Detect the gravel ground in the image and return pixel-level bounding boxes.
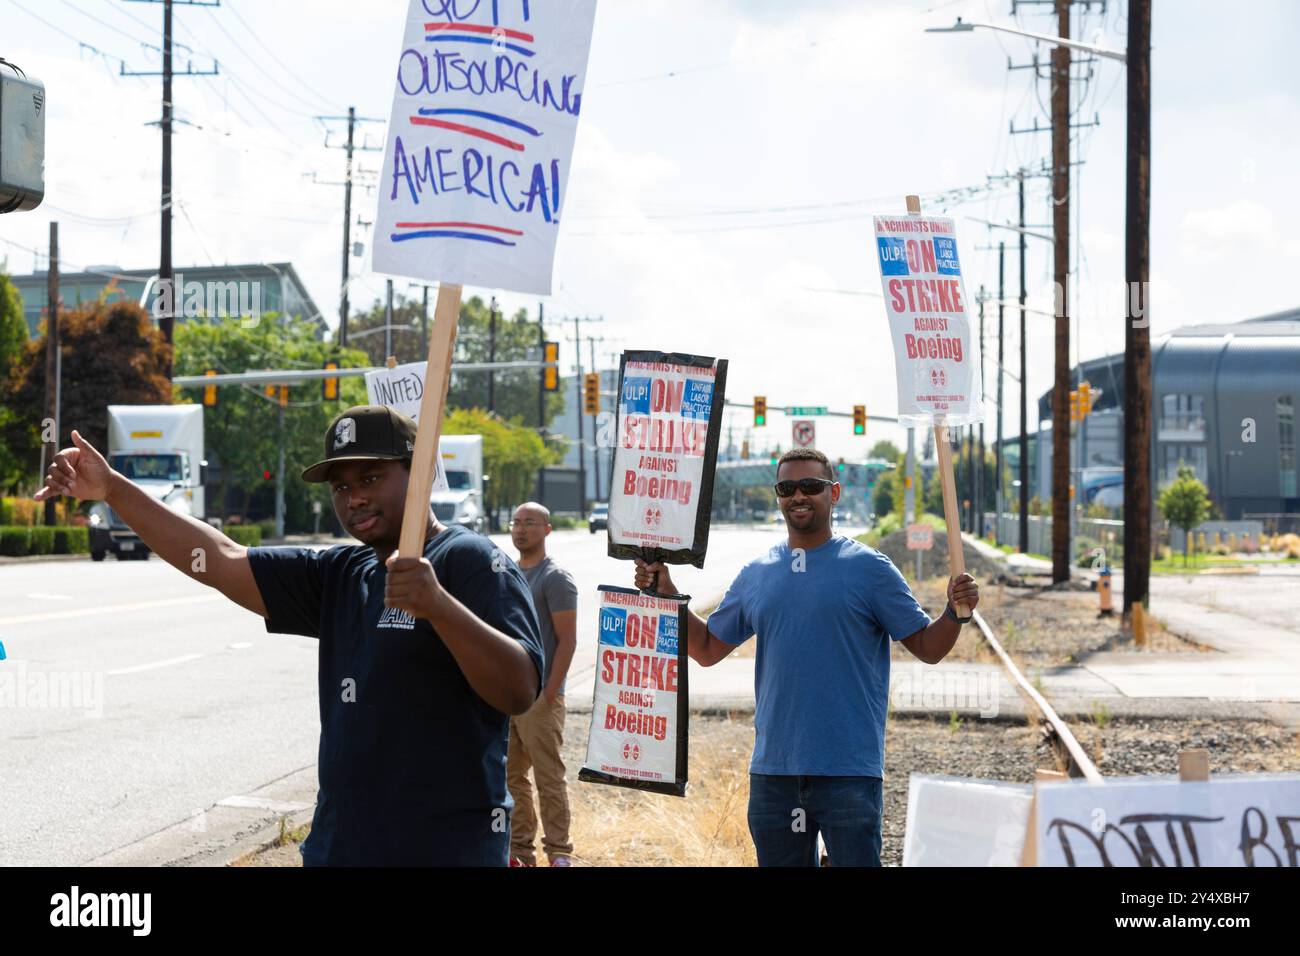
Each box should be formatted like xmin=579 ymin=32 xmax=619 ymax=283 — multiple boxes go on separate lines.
xmin=898 ymin=578 xmax=1206 ymax=666
xmin=236 ymin=710 xmax=1300 ymax=868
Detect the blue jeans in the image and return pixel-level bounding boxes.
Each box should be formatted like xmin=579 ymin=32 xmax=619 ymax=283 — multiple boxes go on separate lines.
xmin=747 ymin=774 xmax=883 ymax=867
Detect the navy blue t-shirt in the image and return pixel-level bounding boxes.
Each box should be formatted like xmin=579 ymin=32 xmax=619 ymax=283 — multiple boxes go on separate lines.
xmin=247 ymin=525 xmax=545 ymax=866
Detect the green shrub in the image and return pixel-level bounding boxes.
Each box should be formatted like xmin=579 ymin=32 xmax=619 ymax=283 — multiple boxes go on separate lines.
xmin=28 ymin=526 xmax=54 ymax=555
xmin=549 ymin=515 xmax=579 ymax=530
xmin=53 ymin=527 xmax=89 ymax=554
xmin=0 ymin=526 xmax=30 ymax=555
xmin=227 ymin=525 xmax=262 ymax=547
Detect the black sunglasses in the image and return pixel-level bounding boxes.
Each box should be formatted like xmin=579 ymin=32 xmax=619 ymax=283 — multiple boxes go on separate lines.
xmin=774 ymin=477 xmax=834 ymax=498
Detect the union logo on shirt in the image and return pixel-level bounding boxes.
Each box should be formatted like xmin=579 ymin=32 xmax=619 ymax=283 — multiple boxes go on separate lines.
xmin=377 ymin=606 xmax=416 ymax=631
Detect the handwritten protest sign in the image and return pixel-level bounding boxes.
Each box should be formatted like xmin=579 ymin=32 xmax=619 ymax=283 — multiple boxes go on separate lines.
xmin=606 ymin=351 xmax=728 ymax=569
xmin=579 ymin=585 xmax=689 ymax=797
xmin=1035 ymin=773 xmax=1300 ymax=867
xmin=873 ymin=211 xmax=983 ymax=427
xmin=903 ymin=775 xmax=1032 ymax=867
xmin=373 ymin=0 xmax=597 ymax=294
xmin=364 ymin=361 xmax=447 ymax=492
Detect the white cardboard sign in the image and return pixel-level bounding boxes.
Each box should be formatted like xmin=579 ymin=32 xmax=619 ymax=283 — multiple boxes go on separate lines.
xmin=873 ymin=214 xmax=983 ymax=427
xmin=365 ymin=360 xmax=448 ymax=492
xmin=1036 ymin=773 xmax=1300 ymax=867
xmin=372 ymin=0 xmax=597 ymax=293
xmin=903 ymin=774 xmax=1032 ymax=867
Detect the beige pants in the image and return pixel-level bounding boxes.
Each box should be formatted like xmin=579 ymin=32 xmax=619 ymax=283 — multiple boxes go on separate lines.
xmin=506 ymin=693 xmax=572 ymax=864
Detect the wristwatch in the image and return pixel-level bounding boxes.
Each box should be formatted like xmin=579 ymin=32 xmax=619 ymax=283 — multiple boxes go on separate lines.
xmin=944 ymin=604 xmax=972 ymax=625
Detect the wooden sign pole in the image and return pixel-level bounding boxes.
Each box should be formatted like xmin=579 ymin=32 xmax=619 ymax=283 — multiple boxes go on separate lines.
xmin=397 ymin=282 xmax=463 ymax=558
xmin=906 ymin=193 xmax=969 ymax=617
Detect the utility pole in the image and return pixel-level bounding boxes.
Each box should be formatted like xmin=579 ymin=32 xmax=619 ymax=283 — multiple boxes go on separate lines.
xmin=384 ymin=279 xmax=394 ymax=359
xmin=589 ymin=336 xmax=599 ymax=502
xmin=537 ymin=301 xmax=546 ymax=504
xmin=42 ymin=222 xmax=59 ymax=526
xmin=1018 ymin=170 xmax=1030 ymax=555
xmin=315 ymin=107 xmax=383 ymax=348
xmin=995 ymin=242 xmax=1005 ymax=544
xmin=976 ymin=284 xmax=986 ymax=537
xmin=121 ymin=0 xmax=218 ymax=379
xmin=1049 ymin=0 xmax=1072 ymax=583
xmin=1124 ymin=0 xmax=1152 ymax=616
xmin=488 ymin=296 xmax=497 ymax=413
xmin=570 ymin=315 xmax=604 ymax=516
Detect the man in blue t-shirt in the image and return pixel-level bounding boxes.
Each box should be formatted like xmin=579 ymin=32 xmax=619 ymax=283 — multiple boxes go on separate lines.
xmin=35 ymin=406 xmax=544 ymax=866
xmin=634 ymin=447 xmax=979 ymax=867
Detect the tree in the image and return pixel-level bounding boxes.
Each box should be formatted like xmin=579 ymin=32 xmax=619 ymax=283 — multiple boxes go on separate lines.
xmin=0 ymin=265 xmax=31 ymax=492
xmin=345 ymin=293 xmax=566 ymax=428
xmin=872 ymin=469 xmax=896 ymax=517
xmin=3 ymin=300 xmax=172 ymax=493
xmin=1158 ymin=464 xmax=1211 ymax=565
xmin=867 ymin=440 xmax=902 ymax=463
xmin=443 ymin=407 xmax=561 ymax=530
xmin=174 ymin=314 xmax=371 ymax=529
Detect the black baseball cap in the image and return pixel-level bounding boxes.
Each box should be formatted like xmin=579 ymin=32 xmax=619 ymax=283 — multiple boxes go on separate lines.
xmin=301 ymin=405 xmax=418 ymax=483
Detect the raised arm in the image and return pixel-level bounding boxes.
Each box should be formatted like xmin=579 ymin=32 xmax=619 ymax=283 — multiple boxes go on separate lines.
xmin=36 ymin=430 xmax=267 ymax=618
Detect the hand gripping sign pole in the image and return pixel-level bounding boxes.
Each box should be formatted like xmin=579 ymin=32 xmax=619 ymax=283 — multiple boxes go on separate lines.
xmin=875 ymin=194 xmax=984 ymax=617
xmin=396 ymin=283 xmax=462 ymax=557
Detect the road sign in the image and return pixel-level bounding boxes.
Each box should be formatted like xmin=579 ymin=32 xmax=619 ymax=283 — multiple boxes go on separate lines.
xmin=906 ymin=523 xmax=934 ymax=551
xmin=792 ymin=420 xmax=816 ymax=448
xmin=786 ymin=405 xmax=827 ymax=416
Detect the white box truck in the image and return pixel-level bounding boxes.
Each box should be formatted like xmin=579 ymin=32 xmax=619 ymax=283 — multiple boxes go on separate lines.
xmin=88 ymin=404 xmax=206 ymax=560
xmin=431 ymin=435 xmax=485 ymax=534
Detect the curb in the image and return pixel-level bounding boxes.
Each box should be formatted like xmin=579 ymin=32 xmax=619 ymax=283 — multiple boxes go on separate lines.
xmin=0 ymin=553 xmax=90 ymax=566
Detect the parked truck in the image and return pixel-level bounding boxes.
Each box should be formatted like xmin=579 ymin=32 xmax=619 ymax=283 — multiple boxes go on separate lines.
xmin=88 ymin=404 xmax=206 ymax=561
xmin=431 ymin=435 xmax=485 ymax=534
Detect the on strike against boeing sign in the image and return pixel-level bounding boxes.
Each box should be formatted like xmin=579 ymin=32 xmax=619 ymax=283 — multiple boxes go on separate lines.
xmin=606 ymin=351 xmax=728 ymax=570
xmin=873 ymin=215 xmax=983 ymax=427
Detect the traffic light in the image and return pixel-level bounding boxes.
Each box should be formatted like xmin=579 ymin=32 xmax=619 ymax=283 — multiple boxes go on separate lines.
xmin=264 ymin=383 xmax=276 ymax=399
xmin=278 ymin=385 xmax=289 ymax=409
xmin=542 ymin=341 xmax=560 ymax=392
xmin=1078 ymin=381 xmax=1092 ymax=417
xmin=837 ymin=457 xmax=846 ymax=474
xmin=1069 ymin=389 xmax=1080 ymax=422
xmin=322 ymin=360 xmax=339 ymax=401
xmin=203 ymin=369 xmax=218 ymax=408
xmin=853 ymin=404 xmax=866 ymax=436
xmin=583 ymin=372 xmax=600 ymax=415
xmin=741 ymin=439 xmax=749 ymax=460
xmin=754 ymin=395 xmax=766 ymax=427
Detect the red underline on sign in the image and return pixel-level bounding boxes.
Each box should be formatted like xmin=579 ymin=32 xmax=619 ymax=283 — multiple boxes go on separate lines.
xmin=423 ymin=21 xmax=536 ymax=42
xmin=409 ymin=115 xmax=525 ymax=151
xmin=395 ymin=221 xmax=524 ymax=236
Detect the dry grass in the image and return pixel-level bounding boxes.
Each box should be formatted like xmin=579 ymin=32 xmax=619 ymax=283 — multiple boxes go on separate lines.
xmin=564 ymin=711 xmax=756 ymax=866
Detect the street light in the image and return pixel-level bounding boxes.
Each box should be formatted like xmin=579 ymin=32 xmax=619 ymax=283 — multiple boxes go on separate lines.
xmin=924 ymin=16 xmax=1126 ymax=63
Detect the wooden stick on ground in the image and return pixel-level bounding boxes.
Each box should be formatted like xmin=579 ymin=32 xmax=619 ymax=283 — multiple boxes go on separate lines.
xmin=397 ymin=282 xmax=463 ymax=558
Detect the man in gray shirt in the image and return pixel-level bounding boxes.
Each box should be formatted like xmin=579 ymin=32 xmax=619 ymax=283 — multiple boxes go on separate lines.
xmin=507 ymin=501 xmax=579 ymax=866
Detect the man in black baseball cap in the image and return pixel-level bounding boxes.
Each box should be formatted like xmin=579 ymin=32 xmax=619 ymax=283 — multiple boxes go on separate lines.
xmin=35 ymin=406 xmax=545 ymax=866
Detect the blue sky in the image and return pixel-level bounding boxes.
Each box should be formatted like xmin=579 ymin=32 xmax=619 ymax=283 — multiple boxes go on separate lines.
xmin=3 ymin=0 xmax=1298 ymax=457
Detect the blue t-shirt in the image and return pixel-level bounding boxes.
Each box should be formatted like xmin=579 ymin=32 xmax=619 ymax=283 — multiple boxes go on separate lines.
xmin=706 ymin=534 xmax=931 ymax=778
xmin=247 ymin=525 xmax=545 ymax=866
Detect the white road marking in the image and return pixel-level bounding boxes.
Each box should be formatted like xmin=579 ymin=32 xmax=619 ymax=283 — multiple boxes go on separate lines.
xmin=107 ymin=653 xmax=205 ymax=676
xmin=0 ymin=594 xmax=222 ymax=627
xmin=217 ymin=795 xmax=313 ymax=813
